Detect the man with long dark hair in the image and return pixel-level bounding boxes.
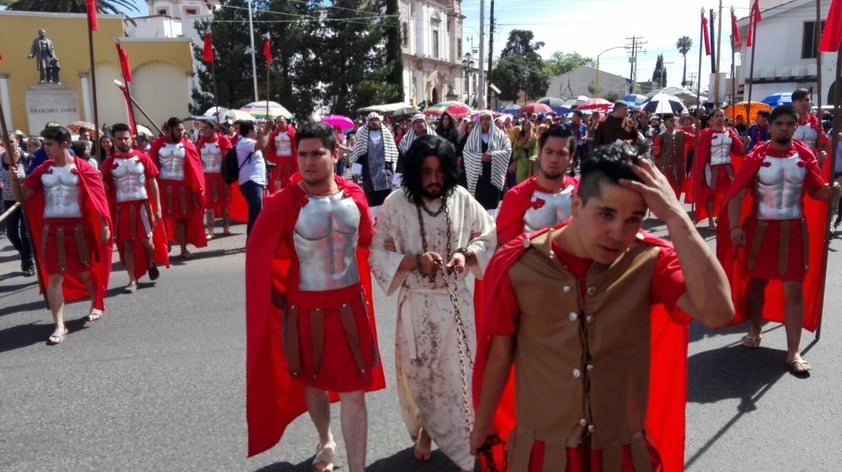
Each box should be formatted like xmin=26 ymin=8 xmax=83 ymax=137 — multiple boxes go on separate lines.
xmin=370 ymin=134 xmax=495 ymax=471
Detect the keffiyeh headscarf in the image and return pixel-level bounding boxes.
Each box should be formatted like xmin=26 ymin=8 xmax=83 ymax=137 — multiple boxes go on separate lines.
xmin=462 ymin=110 xmax=512 ymax=194
xmin=398 ymin=114 xmax=433 ymax=156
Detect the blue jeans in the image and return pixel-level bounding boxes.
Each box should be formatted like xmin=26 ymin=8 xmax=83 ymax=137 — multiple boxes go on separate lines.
xmin=239 ymin=180 xmax=264 ymax=237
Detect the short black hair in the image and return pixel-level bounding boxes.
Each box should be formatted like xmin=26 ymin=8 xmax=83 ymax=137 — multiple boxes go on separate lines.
xmin=538 ymin=124 xmax=575 ymax=155
xmin=70 ymin=140 xmax=89 ymax=157
xmin=578 ymin=143 xmax=643 ymax=205
xmin=769 ymin=104 xmax=798 ymax=124
xmin=239 ymin=121 xmax=255 ymax=137
xmin=295 ymin=122 xmax=336 ymax=151
xmin=401 ymin=134 xmax=459 ymax=206
xmin=791 ymin=88 xmax=810 ymax=102
xmin=111 ymin=123 xmax=131 ymax=134
xmin=756 ymin=109 xmax=771 ymax=119
xmin=41 ymin=126 xmax=72 ymax=144
xmin=166 ymin=117 xmax=183 ymax=128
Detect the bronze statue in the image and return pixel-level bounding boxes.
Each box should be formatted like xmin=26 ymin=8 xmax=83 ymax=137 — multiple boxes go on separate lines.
xmin=28 ymin=28 xmax=61 ymax=84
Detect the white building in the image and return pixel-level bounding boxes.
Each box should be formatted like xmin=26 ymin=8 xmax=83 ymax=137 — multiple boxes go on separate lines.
xmin=546 ymin=65 xmax=631 ymax=100
xmin=399 ymin=0 xmax=467 ymax=106
xmin=736 ymin=0 xmax=838 ymax=105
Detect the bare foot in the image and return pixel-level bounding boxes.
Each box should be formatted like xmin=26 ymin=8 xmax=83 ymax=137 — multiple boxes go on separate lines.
xmin=413 ymin=429 xmax=432 ymax=461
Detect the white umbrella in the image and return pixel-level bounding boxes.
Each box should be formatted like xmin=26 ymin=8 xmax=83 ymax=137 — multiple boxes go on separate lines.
xmin=222 ymin=109 xmax=256 ymax=123
xmin=642 ymin=93 xmax=687 ymax=115
xmin=203 ymin=106 xmax=228 ymax=117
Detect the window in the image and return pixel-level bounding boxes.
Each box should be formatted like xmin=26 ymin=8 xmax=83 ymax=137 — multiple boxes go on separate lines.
xmin=402 ymin=22 xmax=408 ymax=47
xmin=802 ymin=20 xmax=826 ymax=59
xmin=157 ymin=8 xmax=168 ymax=15
xmin=432 ymin=29 xmax=439 ymax=58
xmin=457 ymin=40 xmax=462 ymax=59
xmin=185 ymin=8 xmax=198 ymax=15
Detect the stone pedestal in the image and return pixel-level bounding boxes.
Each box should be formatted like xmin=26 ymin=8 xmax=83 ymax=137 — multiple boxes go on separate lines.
xmin=25 ymin=84 xmax=79 ymax=135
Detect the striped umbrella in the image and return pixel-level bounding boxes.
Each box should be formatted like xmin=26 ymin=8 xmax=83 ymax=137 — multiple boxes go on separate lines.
xmin=423 ymin=101 xmax=473 ymax=119
xmin=239 ymin=100 xmax=292 ymax=120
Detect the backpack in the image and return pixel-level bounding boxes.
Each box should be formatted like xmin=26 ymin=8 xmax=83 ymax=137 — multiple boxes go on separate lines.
xmin=221 ymin=147 xmax=251 ymax=185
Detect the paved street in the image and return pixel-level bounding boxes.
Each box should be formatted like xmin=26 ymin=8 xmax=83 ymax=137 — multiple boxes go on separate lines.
xmin=1 ymin=216 xmax=841 ymax=471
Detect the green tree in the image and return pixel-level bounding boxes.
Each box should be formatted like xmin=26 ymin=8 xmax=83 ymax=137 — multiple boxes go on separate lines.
xmin=543 ymin=51 xmax=593 ymax=77
xmin=676 ymin=36 xmax=693 ymax=87
xmin=491 ymin=30 xmax=549 ymax=102
xmin=5 ymin=0 xmax=138 ymax=15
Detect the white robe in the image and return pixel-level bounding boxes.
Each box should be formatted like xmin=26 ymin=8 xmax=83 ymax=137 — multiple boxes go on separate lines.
xmin=369 ymin=186 xmax=496 ymax=470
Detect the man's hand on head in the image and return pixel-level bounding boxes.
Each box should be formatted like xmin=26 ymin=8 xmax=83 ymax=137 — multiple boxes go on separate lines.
xmin=618 ymin=158 xmax=685 ymax=225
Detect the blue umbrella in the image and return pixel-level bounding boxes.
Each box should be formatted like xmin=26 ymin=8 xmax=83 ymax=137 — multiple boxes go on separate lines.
xmin=760 ymin=92 xmax=793 ymax=106
xmin=499 ymin=103 xmax=521 ymax=114
xmin=621 ymin=94 xmax=649 ymax=106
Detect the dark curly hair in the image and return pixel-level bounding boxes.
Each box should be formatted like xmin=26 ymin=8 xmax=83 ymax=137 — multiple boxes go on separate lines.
xmin=578 ymin=143 xmax=644 ymax=204
xmin=401 ymin=134 xmax=460 ymax=206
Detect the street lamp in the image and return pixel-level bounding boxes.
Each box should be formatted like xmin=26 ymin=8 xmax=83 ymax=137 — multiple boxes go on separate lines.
xmin=594 ymin=46 xmax=626 ymax=97
xmin=462 ymin=52 xmax=476 ymax=106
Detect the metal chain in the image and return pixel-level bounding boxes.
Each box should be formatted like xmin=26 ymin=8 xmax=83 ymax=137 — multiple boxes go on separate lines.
xmin=416 ymin=197 xmax=474 ymax=436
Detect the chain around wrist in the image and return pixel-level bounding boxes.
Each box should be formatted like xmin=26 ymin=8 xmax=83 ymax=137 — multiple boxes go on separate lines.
xmin=415 ymin=252 xmax=423 ymax=270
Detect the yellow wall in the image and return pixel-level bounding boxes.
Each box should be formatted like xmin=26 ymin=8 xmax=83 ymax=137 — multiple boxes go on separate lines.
xmin=0 ymin=11 xmax=193 ymax=135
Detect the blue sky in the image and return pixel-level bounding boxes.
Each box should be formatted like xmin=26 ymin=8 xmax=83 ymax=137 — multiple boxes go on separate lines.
xmin=118 ymin=0 xmax=746 ymax=91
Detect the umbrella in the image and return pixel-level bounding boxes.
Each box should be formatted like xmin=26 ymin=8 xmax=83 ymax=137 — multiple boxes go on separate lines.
xmin=519 ymin=103 xmax=554 ymax=114
xmin=723 ymin=101 xmax=771 ymax=121
xmin=537 ymin=97 xmax=565 ymax=108
xmin=498 ymin=103 xmax=522 ymax=114
xmin=390 ymin=106 xmax=420 ymax=121
xmin=222 ymin=109 xmax=256 ymax=123
xmin=424 ymin=101 xmax=473 ymax=119
xmin=184 ymin=115 xmax=212 ymax=123
xmin=579 ymin=98 xmax=614 ymax=111
xmin=203 ymin=106 xmax=228 ymax=117
xmin=642 ymin=93 xmax=687 ymax=115
xmin=621 ymin=94 xmax=649 ymax=106
xmin=67 ymin=120 xmax=96 ymax=135
xmin=239 ymin=100 xmax=292 ymax=120
xmin=135 ymin=124 xmax=154 ymax=137
xmin=760 ymin=92 xmax=793 ymax=107
xmin=357 ymin=102 xmax=413 ymax=113
xmin=321 ymin=114 xmax=354 ymax=130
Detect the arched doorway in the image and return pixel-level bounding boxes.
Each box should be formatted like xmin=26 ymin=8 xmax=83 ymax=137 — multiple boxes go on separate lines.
xmin=431 ymin=87 xmax=439 ymax=104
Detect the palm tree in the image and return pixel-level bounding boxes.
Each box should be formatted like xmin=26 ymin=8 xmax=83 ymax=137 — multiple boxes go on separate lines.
xmin=676 ymin=36 xmax=693 ymax=87
xmin=4 ymin=0 xmax=138 ymax=15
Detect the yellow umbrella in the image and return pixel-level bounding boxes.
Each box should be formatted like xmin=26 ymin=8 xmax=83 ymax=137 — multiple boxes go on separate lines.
xmin=724 ymin=101 xmax=771 ymax=123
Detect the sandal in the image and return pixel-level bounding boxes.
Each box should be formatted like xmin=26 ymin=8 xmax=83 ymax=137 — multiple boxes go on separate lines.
xmin=87 ymin=308 xmax=104 ymax=322
xmin=312 ymin=441 xmax=336 ymax=472
xmin=48 ymin=327 xmax=68 ymax=345
xmin=741 ymin=334 xmax=762 ymax=349
xmin=787 ymin=358 xmax=812 ymax=377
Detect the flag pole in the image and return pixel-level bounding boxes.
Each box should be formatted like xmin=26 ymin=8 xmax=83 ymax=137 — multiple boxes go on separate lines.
xmin=730 ymin=33 xmax=736 ymax=114
xmin=114 ymin=81 xmax=163 ymax=136
xmin=697 ymin=8 xmax=704 ymax=109
xmin=210 ymin=34 xmax=220 ymax=125
xmin=816 ymin=0 xmax=823 ymax=114
xmin=86 ymin=7 xmax=100 ymax=139
xmin=746 ymin=3 xmax=759 ymax=117
xmin=714 ymin=0 xmax=723 ymax=108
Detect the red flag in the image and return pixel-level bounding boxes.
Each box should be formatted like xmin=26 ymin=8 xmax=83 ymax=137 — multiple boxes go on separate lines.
xmin=263 ymin=37 xmax=272 ymax=65
xmin=86 ymin=0 xmax=98 ymax=32
xmin=746 ymin=0 xmax=762 ymax=47
xmin=203 ymin=33 xmax=214 ymax=63
xmin=116 ymin=43 xmax=132 ymax=83
xmin=820 ymin=0 xmax=842 ymax=52
xmin=115 ymin=82 xmax=138 ymax=137
xmin=702 ymin=11 xmax=711 ymax=56
xmin=731 ymin=6 xmax=742 ymax=49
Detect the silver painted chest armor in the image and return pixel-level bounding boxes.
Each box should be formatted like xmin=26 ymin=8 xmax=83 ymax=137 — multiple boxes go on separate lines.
xmin=200 ymin=141 xmax=223 ymax=173
xmin=112 ymin=156 xmax=148 ymax=202
xmin=794 ymin=123 xmax=818 ymax=150
xmin=754 ymin=154 xmax=806 ymax=220
xmin=294 ymin=192 xmax=361 ymax=291
xmin=709 ymin=132 xmax=733 ymax=165
xmin=523 ymin=185 xmax=574 ymax=232
xmin=42 ymin=165 xmax=82 ymax=218
xmin=158 ymin=143 xmax=186 ymax=181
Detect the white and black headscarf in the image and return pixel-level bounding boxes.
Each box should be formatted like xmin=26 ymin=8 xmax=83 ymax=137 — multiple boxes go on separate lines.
xmin=397 ymin=113 xmax=433 ymax=156
xmin=349 ymin=112 xmax=398 ymax=165
xmin=462 ymin=110 xmax=512 ymax=194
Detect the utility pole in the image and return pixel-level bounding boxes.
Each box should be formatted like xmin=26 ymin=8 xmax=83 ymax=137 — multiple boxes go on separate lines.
xmin=247 ymin=0 xmax=258 ymax=101
xmin=486 ymin=0 xmax=495 ymax=108
xmin=625 ymin=36 xmax=646 ymax=93
xmin=477 ymin=0 xmax=485 ymax=109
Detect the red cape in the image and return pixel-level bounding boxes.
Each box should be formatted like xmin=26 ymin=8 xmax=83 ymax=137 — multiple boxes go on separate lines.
xmin=149 ymin=137 xmax=207 ymax=248
xmin=716 ymin=140 xmax=829 ymax=332
xmin=195 ymin=135 xmax=248 ymax=222
xmin=473 ymin=226 xmax=688 ymax=472
xmin=495 ymin=175 xmax=578 ymax=245
xmin=101 ymin=151 xmax=170 ymax=280
xmin=266 ymin=126 xmax=297 ymax=163
xmin=23 ymin=157 xmax=113 ymax=304
xmin=245 ymin=175 xmax=386 ymax=457
xmin=692 ymin=127 xmax=744 ymax=222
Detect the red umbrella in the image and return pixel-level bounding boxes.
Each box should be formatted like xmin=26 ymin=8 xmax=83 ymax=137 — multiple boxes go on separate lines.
xmin=578 ymin=98 xmax=614 ymax=111
xmin=424 ymin=101 xmax=473 ymax=119
xmin=519 ymin=102 xmax=553 ymax=114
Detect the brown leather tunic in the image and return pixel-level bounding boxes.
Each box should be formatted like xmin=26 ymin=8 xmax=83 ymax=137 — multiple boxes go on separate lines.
xmin=506 ymin=229 xmax=659 ymax=472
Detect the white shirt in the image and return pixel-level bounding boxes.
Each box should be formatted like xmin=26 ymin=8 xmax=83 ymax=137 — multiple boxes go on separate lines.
xmin=236 ymin=137 xmax=267 ymax=186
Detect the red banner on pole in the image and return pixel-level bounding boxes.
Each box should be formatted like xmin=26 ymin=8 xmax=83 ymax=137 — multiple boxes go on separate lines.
xmin=116 ymin=44 xmax=132 ymax=83
xmin=702 ymin=11 xmax=711 ymax=56
xmin=746 ymin=0 xmax=762 ymax=47
xmin=203 ymin=33 xmax=214 ymax=63
xmin=86 ymin=0 xmax=98 ymax=32
xmin=263 ymin=37 xmax=272 ymax=65
xmin=819 ymin=0 xmax=842 ymax=52
xmin=731 ymin=7 xmax=741 ymax=49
